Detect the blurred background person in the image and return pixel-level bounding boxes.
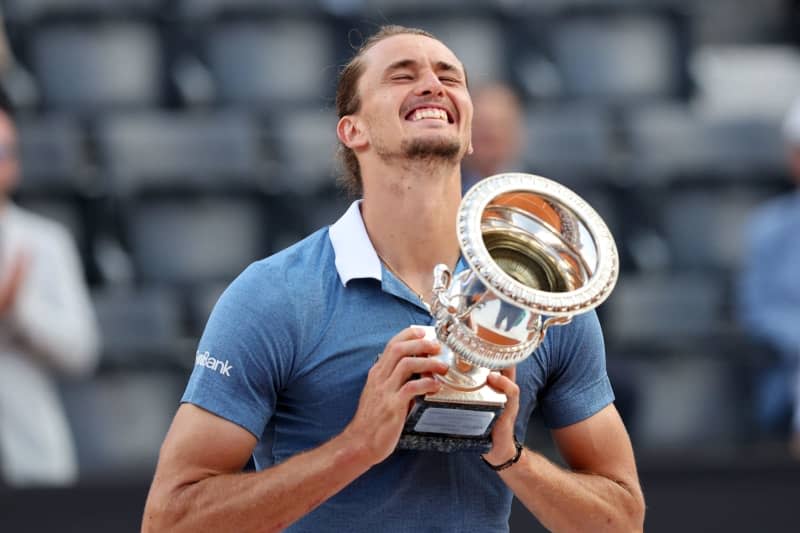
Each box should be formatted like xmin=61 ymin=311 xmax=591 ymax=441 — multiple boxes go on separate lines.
xmin=737 ymin=97 xmax=800 ymax=458
xmin=461 ymin=81 xmax=525 ymax=193
xmin=0 ymin=90 xmax=100 ymax=487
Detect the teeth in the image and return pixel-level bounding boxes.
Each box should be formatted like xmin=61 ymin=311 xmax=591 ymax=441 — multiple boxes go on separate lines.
xmin=410 ymin=108 xmax=448 ymax=122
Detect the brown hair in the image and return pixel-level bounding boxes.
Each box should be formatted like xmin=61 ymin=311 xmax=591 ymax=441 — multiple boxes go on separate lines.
xmin=335 ymin=25 xmax=437 ymax=197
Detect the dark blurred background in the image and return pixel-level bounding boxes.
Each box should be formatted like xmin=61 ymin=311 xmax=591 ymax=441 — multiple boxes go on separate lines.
xmin=0 ymin=0 xmax=799 ymax=531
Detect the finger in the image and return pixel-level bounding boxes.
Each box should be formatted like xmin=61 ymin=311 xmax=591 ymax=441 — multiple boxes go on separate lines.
xmin=387 ymin=355 xmax=448 ymax=390
xmin=499 ymin=365 xmax=516 ymax=382
xmin=398 ymin=376 xmax=441 ymax=402
xmin=487 ymin=373 xmax=520 ymax=409
xmin=374 ymin=336 xmax=440 ymax=378
xmin=487 ymin=373 xmax=520 ymax=421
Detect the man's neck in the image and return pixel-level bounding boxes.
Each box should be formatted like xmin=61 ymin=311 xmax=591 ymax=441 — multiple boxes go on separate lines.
xmin=360 ymin=160 xmax=462 ymax=304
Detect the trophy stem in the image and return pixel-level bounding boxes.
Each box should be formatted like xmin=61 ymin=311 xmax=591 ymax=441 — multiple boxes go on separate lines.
xmin=432 ymin=346 xmax=492 ymax=392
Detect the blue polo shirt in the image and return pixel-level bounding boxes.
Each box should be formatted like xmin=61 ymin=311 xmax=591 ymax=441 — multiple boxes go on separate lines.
xmin=182 ymin=200 xmax=614 ymax=532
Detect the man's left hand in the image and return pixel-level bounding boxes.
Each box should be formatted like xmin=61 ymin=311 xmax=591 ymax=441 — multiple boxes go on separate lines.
xmin=482 ymin=366 xmax=520 ymax=465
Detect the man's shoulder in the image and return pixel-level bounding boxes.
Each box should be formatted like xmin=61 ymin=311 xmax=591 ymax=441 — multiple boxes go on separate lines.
xmin=247 ymin=227 xmax=334 ymax=281
xmin=221 ymin=227 xmax=338 ymax=311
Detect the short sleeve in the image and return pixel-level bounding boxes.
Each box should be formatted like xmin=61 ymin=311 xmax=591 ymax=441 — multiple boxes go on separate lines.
xmin=539 ymin=310 xmax=614 ymax=429
xmin=181 ymin=261 xmax=297 ymax=438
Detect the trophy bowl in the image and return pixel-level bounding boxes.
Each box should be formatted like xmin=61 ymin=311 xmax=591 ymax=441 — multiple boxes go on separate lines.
xmin=397 ymin=173 xmax=619 ymax=453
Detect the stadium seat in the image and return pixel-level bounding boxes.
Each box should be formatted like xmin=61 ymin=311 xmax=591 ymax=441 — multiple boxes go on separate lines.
xmin=124 ymin=194 xmax=268 ymax=286
xmin=58 ymin=370 xmax=185 ymax=482
xmin=90 ymin=285 xmax=188 ymax=369
xmin=547 ymin=10 xmax=687 ymax=103
xmin=176 ymin=0 xmax=321 ymax=20
xmin=205 ymin=18 xmax=334 ymax=110
xmin=95 ymin=110 xmax=264 ymax=194
xmin=692 ymin=44 xmax=800 ymax=121
xmin=29 ymin=21 xmax=164 ymax=114
xmin=603 ymin=273 xmax=730 ymax=355
xmin=523 ymin=104 xmax=615 ymax=187
xmin=3 ymin=0 xmax=164 ymax=23
xmin=661 ymin=187 xmax=777 ymax=273
xmin=269 ymin=107 xmax=339 ymax=194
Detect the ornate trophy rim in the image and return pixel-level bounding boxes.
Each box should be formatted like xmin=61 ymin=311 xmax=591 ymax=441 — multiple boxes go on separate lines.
xmin=458 ymin=172 xmax=619 ymax=317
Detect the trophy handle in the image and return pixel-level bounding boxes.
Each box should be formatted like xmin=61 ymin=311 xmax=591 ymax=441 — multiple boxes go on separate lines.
xmin=543 ymin=315 xmax=572 ymax=331
xmin=432 ymin=264 xmax=455 ymax=314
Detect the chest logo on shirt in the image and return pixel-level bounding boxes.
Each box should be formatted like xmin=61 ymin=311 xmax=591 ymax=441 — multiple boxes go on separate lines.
xmin=195 ymin=351 xmax=233 ymax=377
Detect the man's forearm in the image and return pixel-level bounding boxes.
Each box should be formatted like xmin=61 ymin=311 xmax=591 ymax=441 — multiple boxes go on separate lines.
xmin=143 ymin=431 xmax=372 ymax=533
xmin=499 ymin=449 xmax=645 ymax=533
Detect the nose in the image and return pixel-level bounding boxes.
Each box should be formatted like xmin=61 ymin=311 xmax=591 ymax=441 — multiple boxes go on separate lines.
xmin=415 ymin=69 xmax=445 ymax=96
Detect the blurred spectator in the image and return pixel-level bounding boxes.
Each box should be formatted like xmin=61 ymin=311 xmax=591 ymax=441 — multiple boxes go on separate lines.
xmin=737 ymin=97 xmax=800 ymax=458
xmin=0 ymin=91 xmax=100 ymax=486
xmin=461 ymin=81 xmax=525 ymax=193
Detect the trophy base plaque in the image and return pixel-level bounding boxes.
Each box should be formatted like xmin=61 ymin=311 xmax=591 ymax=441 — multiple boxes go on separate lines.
xmin=397 ymin=372 xmax=507 ymax=453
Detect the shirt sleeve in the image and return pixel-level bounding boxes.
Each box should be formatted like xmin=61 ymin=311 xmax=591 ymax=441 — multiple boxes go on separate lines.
xmin=181 ymin=261 xmax=298 ymax=439
xmin=538 ymin=310 xmax=615 ymax=429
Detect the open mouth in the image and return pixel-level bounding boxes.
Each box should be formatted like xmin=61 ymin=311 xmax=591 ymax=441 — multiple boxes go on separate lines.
xmin=404 ymin=106 xmax=454 ymax=124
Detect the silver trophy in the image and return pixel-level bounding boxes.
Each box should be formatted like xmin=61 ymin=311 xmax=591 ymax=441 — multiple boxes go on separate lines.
xmin=397 ymin=173 xmax=619 ymax=453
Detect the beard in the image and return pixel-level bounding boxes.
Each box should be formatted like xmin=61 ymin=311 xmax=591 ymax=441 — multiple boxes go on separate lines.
xmin=402 ymin=136 xmax=461 ymax=161
xmin=375 ymin=133 xmax=463 ymax=167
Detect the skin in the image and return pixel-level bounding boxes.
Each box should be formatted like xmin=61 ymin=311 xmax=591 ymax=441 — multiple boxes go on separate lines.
xmin=142 ymin=33 xmax=645 ymax=533
xmin=0 ymin=112 xmax=29 ymax=317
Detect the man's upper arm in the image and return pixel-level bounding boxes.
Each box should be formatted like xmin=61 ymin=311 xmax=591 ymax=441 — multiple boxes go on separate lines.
xmin=551 ymin=403 xmax=640 ymax=493
xmin=153 ymin=404 xmax=257 ymax=490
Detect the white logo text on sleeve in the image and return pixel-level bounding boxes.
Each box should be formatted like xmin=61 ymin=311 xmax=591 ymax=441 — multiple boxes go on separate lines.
xmin=195 ymin=351 xmax=233 ymax=377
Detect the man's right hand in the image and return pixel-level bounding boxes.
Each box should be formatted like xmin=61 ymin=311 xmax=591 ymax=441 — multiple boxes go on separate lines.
xmin=343 ymin=327 xmax=448 ymax=465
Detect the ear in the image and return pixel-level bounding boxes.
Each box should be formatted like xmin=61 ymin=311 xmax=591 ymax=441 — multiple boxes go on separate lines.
xmin=467 ymin=140 xmax=474 ymax=155
xmin=337 ymin=116 xmax=368 ymax=151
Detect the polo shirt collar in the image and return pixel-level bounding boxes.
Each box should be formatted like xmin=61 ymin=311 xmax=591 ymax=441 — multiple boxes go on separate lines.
xmin=329 ymin=200 xmax=383 ymax=286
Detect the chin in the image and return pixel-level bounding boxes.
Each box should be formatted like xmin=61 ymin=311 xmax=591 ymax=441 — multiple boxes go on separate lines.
xmin=403 ymin=135 xmax=463 ymax=160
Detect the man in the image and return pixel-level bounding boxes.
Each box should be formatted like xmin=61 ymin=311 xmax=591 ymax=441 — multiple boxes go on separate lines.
xmin=461 ymin=81 xmax=525 ymax=193
xmin=738 ymin=97 xmax=800 ymax=458
xmin=0 ymin=94 xmax=100 ymax=485
xmin=143 ymin=26 xmax=644 ymax=532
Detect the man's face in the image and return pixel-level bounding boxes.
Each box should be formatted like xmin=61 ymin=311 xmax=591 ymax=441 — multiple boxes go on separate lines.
xmin=0 ymin=113 xmax=19 ymax=197
xmin=352 ymin=33 xmax=473 ymax=167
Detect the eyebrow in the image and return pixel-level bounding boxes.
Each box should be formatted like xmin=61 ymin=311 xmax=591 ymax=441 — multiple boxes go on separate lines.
xmin=384 ymin=59 xmax=464 ymax=78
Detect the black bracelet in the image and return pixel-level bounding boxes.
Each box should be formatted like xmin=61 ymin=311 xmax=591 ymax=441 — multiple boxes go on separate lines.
xmin=480 ymin=437 xmax=524 ymax=471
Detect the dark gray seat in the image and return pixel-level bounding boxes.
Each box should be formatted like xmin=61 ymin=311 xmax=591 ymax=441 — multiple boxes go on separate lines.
xmin=269 ymin=107 xmax=339 ymax=194
xmin=626 ymin=104 xmax=787 ymax=185
xmin=524 ymin=104 xmax=615 ymax=187
xmin=30 ymin=22 xmax=164 ymax=114
xmin=96 ymin=110 xmax=264 ymax=194
xmin=4 ymin=0 xmax=163 ymax=22
xmin=205 ymin=18 xmax=333 ymax=110
xmin=90 ymin=286 xmax=188 ymax=369
xmin=58 ymin=370 xmax=185 ymax=482
xmin=603 ymin=273 xmax=730 ymax=355
xmin=661 ymin=187 xmax=775 ymax=273
xmin=548 ymin=11 xmax=686 ymax=103
xmin=125 ymin=195 xmax=267 ymax=286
